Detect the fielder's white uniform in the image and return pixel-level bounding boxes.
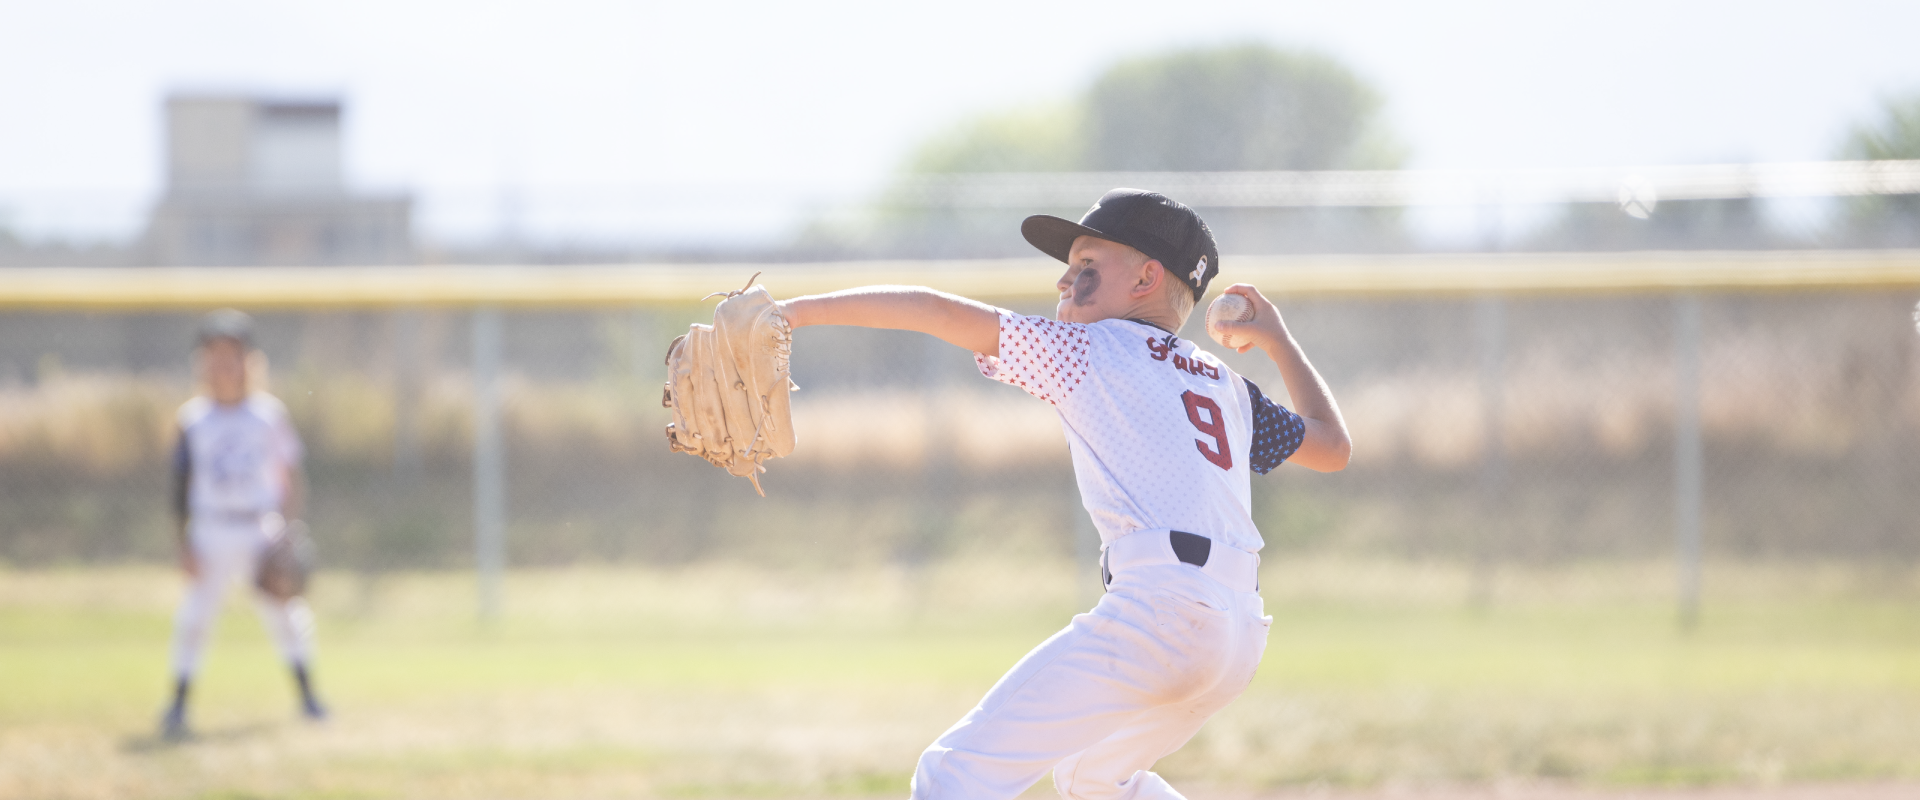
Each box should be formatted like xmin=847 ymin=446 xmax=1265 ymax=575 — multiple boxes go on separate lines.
xmin=168 ymin=394 xmax=315 ymax=678
xmin=913 ymin=313 xmax=1306 ymax=800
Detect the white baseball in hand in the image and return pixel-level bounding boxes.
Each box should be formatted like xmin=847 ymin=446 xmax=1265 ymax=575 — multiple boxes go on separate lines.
xmin=1206 ymin=293 xmax=1255 ymax=349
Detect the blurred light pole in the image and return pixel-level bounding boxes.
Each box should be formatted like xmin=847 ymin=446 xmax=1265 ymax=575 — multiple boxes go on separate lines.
xmin=632 ymin=309 xmax=657 ymax=381
xmin=472 ymin=307 xmax=505 ymax=623
xmin=392 ymin=308 xmax=423 ymax=486
xmin=1674 ymin=294 xmax=1704 ymax=631
xmin=1473 ymin=295 xmax=1506 ymax=608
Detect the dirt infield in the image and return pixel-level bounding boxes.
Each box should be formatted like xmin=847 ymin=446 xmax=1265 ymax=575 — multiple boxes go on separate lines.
xmin=1224 ymin=786 xmax=1919 ymax=800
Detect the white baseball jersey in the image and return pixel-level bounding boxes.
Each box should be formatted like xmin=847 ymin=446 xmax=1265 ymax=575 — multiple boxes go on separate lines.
xmin=168 ymin=393 xmax=313 ymax=678
xmin=173 ymin=394 xmax=304 ymax=522
xmin=974 ymin=312 xmax=1305 ymax=555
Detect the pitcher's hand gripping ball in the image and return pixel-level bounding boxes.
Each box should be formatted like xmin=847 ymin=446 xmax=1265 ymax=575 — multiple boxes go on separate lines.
xmin=1206 ymin=292 xmax=1255 ymax=350
xmin=662 ymin=273 xmax=798 ymax=495
xmin=255 ymin=515 xmax=315 ymax=601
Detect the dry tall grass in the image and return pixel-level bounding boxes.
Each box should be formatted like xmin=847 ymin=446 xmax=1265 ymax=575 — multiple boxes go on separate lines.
xmin=1 ymin=290 xmax=1915 ymax=567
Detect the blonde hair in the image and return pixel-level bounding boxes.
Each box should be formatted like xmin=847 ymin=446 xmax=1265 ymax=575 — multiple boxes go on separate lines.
xmin=1162 ymin=268 xmax=1197 ymax=328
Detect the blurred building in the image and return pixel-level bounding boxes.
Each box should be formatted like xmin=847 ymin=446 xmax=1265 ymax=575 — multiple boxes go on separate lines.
xmin=143 ymin=95 xmax=412 ymax=265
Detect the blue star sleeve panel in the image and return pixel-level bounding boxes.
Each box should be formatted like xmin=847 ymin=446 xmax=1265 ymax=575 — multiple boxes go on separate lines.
xmin=1245 ymin=379 xmax=1306 ymax=474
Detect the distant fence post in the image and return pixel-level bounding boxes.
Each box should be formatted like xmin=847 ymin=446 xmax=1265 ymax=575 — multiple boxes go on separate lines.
xmin=472 ymin=307 xmax=505 ymax=623
xmin=392 ymin=308 xmax=423 ymax=486
xmin=1472 ymin=294 xmax=1507 ymax=607
xmin=633 ymin=307 xmax=657 ymax=381
xmin=1674 ymin=294 xmax=1704 ymax=631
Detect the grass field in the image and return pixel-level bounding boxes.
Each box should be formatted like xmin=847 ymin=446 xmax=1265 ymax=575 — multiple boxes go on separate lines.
xmin=3 ymin=558 xmax=1919 ymax=800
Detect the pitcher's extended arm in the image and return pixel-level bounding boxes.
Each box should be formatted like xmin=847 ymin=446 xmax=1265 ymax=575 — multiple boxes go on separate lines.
xmin=779 ymin=286 xmax=1002 ymax=356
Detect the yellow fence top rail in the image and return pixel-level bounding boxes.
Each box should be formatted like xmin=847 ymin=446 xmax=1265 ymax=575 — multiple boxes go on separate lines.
xmin=3 ymin=250 xmax=1919 ymax=309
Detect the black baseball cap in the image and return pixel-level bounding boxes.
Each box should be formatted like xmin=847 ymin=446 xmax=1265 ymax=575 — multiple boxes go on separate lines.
xmin=196 ymin=308 xmax=256 ymax=348
xmin=1021 ymin=188 xmax=1220 ymax=301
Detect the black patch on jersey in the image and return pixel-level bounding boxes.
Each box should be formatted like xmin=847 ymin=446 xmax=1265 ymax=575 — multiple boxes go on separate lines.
xmin=1170 ymin=530 xmax=1212 ymax=567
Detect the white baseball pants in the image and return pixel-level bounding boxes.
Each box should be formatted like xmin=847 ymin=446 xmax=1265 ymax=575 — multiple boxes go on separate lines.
xmin=912 ymin=562 xmax=1271 ymax=800
xmin=168 ymin=523 xmax=315 ymax=678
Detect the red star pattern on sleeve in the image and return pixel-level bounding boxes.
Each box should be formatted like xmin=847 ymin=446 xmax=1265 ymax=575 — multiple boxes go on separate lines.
xmin=973 ymin=313 xmax=1092 ymax=406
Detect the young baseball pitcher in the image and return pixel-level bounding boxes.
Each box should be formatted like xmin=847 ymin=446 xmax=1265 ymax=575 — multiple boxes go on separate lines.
xmin=160 ymin=309 xmax=326 ymax=739
xmin=778 ymin=189 xmax=1351 ymax=799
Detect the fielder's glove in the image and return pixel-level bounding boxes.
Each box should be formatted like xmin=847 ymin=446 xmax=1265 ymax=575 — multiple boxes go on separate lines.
xmin=663 ymin=273 xmax=797 ymax=495
xmin=256 ymin=515 xmax=315 ymax=601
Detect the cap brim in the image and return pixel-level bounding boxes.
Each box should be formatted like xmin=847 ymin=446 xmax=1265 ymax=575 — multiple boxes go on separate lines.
xmin=1021 ymin=215 xmax=1110 ymax=264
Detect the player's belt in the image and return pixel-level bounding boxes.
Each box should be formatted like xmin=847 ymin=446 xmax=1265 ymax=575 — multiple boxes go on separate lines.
xmin=1100 ymin=529 xmax=1260 ymax=594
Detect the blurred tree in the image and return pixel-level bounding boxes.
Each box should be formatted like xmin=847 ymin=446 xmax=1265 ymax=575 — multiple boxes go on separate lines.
xmin=897 ymin=43 xmax=1404 ymax=176
xmin=1835 ymin=92 xmax=1920 ymax=246
xmin=813 ymin=43 xmax=1410 ymax=258
xmin=1078 ymin=44 xmax=1407 ymax=253
xmin=904 ymin=104 xmax=1083 ymax=174
xmin=1083 ymin=44 xmax=1402 ymax=172
xmin=1841 ymin=92 xmax=1920 ymax=161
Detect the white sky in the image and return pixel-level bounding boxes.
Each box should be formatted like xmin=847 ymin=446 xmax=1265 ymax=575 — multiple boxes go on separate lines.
xmin=2 ymin=0 xmax=1917 ymax=245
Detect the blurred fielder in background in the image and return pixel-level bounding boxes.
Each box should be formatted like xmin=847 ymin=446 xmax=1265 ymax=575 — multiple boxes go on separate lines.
xmin=160 ymin=309 xmax=325 ymax=739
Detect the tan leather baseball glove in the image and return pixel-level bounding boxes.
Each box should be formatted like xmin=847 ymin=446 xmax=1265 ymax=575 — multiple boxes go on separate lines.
xmin=256 ymin=516 xmax=315 ymax=601
xmin=663 ymin=274 xmax=797 ymax=495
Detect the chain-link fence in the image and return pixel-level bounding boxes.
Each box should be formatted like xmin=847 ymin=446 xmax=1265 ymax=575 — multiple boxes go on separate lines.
xmin=2 ymin=276 xmax=1916 ymax=604
xmin=1253 ymin=289 xmax=1920 ymax=575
